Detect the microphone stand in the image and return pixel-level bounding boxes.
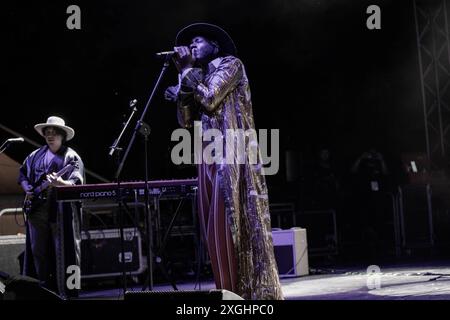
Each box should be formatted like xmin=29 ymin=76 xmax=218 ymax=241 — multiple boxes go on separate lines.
xmin=114 ymin=54 xmax=172 ymax=292
xmin=109 ymin=100 xmax=138 ymax=157
xmin=0 ymin=140 xmax=13 ymax=154
xmin=109 ymin=99 xmax=138 ymax=297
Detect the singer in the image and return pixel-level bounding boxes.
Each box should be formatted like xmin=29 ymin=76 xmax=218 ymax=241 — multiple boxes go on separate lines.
xmin=18 ymin=116 xmax=85 ymax=297
xmin=165 ymin=23 xmax=283 ymax=300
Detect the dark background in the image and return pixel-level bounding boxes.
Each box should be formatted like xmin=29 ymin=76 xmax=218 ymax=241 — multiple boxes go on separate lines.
xmin=3 ymin=0 xmax=424 ymax=187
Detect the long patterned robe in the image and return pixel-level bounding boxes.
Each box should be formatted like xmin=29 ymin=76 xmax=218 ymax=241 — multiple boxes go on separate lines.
xmin=176 ymin=56 xmax=283 ymax=300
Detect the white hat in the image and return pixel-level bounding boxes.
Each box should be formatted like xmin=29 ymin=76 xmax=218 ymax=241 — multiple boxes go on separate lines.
xmin=34 ymin=116 xmax=75 ymax=141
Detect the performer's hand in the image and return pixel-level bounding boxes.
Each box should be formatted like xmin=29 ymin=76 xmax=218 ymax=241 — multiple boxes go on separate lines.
xmin=21 ymin=181 xmax=33 ymax=196
xmin=164 ymin=85 xmax=179 ymax=102
xmin=47 ymin=173 xmax=65 ymax=186
xmin=173 ymin=46 xmax=195 ymax=73
xmin=25 ymin=187 xmax=34 ymax=198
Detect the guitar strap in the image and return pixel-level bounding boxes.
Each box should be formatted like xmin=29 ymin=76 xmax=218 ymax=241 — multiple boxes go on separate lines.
xmin=49 ymin=149 xmax=66 ymax=177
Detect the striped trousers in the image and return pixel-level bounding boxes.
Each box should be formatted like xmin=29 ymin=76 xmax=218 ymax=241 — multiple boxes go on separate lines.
xmin=197 ymin=162 xmax=238 ymax=293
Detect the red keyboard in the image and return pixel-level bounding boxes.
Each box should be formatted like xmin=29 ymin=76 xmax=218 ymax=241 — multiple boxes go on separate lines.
xmin=55 ymin=178 xmax=198 ymax=201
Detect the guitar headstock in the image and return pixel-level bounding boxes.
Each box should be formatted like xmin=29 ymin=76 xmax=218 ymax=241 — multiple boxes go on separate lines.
xmin=69 ymin=159 xmax=79 ymax=170
xmin=58 ymin=160 xmax=78 ymax=177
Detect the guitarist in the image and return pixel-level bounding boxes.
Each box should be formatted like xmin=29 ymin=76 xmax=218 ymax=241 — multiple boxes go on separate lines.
xmin=18 ymin=116 xmax=84 ymax=296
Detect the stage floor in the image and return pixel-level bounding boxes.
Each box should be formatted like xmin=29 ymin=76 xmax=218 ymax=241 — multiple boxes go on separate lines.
xmin=78 ymin=260 xmax=450 ymax=300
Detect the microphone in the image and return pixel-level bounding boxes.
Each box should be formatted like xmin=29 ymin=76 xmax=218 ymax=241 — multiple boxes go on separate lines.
xmin=7 ymin=137 xmax=24 ymax=143
xmin=129 ymin=99 xmax=138 ymax=107
xmin=0 ymin=137 xmax=24 ymax=153
xmin=156 ymin=51 xmax=175 ymax=56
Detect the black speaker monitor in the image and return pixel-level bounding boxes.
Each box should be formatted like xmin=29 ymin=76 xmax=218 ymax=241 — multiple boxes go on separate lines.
xmin=124 ymin=289 xmax=243 ymax=301
xmin=0 ymin=272 xmax=60 ymax=300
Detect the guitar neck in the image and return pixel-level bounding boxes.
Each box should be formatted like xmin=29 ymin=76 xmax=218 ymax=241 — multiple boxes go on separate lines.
xmin=34 ymin=164 xmax=74 ymax=194
xmin=38 ymin=180 xmax=51 ymax=193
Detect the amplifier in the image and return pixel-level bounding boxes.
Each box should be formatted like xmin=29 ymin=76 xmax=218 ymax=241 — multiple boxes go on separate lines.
xmin=272 ymin=228 xmax=309 ymax=277
xmin=81 ymin=228 xmax=145 ymax=278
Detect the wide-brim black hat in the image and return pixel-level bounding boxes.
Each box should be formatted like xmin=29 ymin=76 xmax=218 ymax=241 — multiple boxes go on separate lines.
xmin=175 ymin=23 xmax=237 ymax=56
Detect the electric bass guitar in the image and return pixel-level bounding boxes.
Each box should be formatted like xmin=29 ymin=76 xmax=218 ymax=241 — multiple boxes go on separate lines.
xmin=23 ymin=161 xmax=76 ymax=215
